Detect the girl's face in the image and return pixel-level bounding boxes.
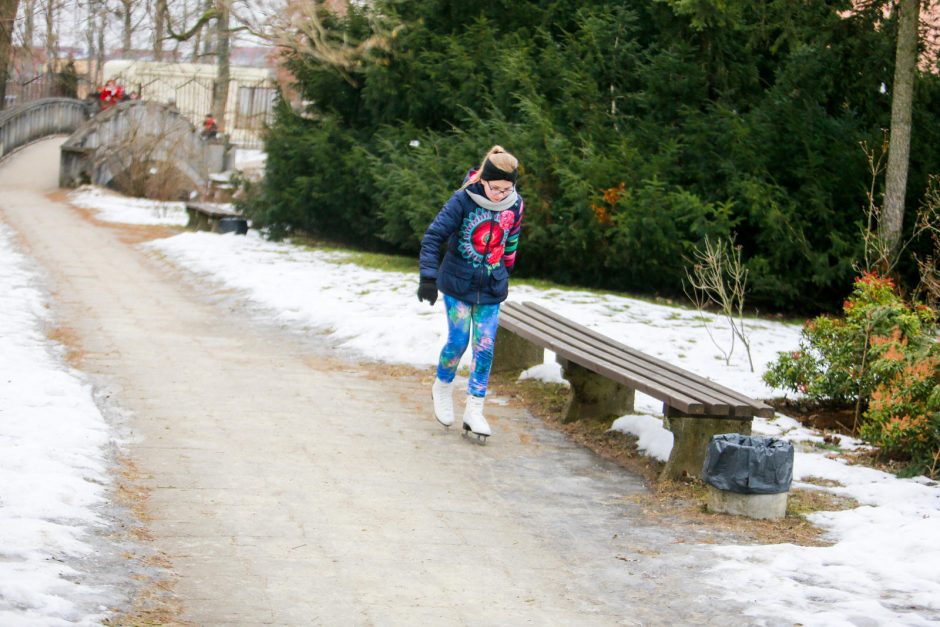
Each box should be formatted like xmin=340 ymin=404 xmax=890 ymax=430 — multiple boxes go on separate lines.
xmin=482 ymin=179 xmax=514 ymax=202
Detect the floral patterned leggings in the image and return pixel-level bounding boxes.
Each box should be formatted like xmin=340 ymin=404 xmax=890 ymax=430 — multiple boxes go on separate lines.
xmin=436 ymin=294 xmax=501 ymax=398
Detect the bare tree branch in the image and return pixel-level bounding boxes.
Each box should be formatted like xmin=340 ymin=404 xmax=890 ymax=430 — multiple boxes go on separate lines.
xmin=162 ymin=3 xmax=219 ymax=42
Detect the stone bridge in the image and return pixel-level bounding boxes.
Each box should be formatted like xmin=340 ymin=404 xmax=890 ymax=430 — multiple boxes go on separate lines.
xmin=59 ymin=100 xmax=228 ymax=198
xmin=0 ymin=97 xmax=228 ymax=199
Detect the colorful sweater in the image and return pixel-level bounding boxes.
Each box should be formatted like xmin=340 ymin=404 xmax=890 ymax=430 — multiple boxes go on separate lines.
xmin=419 ymin=180 xmax=525 ymax=305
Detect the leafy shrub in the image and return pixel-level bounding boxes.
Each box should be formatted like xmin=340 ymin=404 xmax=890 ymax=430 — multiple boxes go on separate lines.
xmin=861 ymin=333 xmax=940 ymax=477
xmin=765 ymin=273 xmax=939 ymax=475
xmin=764 ymin=273 xmax=937 ymax=404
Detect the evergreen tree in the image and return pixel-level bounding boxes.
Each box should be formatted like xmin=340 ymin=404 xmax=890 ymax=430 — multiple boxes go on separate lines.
xmin=249 ymin=0 xmax=940 ymax=312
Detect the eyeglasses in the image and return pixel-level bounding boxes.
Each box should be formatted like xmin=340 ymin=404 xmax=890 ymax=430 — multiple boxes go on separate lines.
xmin=484 ymin=180 xmax=514 ymax=196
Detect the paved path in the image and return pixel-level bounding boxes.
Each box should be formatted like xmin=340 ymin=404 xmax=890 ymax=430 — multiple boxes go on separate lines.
xmin=0 ymin=139 xmax=753 ymax=626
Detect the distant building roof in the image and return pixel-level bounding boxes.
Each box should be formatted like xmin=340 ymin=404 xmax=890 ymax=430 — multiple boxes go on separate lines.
xmin=103 ymin=59 xmax=274 ymax=82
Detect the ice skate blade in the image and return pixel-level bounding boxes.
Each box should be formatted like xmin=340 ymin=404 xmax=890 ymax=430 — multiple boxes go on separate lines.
xmin=461 ymin=423 xmax=489 ymax=444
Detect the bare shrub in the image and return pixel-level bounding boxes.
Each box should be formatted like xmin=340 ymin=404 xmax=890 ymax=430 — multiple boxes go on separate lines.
xmin=92 ymin=103 xmax=208 ymax=200
xmin=684 ymin=235 xmax=755 ymax=372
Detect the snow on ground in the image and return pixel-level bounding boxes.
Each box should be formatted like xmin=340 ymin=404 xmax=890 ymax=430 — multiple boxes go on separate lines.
xmin=0 ymin=222 xmax=115 ymax=625
xmin=25 ymin=187 xmax=939 ymax=625
xmin=144 ymin=230 xmax=801 ymax=390
xmin=69 ymin=186 xmax=187 ymax=226
xmin=711 ymin=451 xmax=940 ymax=626
xmin=234 ymin=148 xmax=267 ymax=171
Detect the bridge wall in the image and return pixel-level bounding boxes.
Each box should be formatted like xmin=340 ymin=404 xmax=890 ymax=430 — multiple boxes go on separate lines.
xmin=0 ymin=98 xmax=90 ymax=161
xmin=60 ymin=100 xmax=228 ymax=196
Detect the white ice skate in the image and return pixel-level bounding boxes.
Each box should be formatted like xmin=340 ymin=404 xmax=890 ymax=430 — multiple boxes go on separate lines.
xmin=431 ymin=378 xmax=454 ymax=428
xmin=462 ymin=395 xmax=491 ymax=443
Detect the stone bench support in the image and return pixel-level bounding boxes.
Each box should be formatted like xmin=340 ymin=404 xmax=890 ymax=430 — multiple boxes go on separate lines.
xmin=491 ymin=327 xmax=543 ymax=374
xmin=557 ymin=357 xmax=635 ymax=424
xmin=659 ymin=409 xmax=752 ymax=481
xmin=495 ymin=301 xmax=772 ymax=485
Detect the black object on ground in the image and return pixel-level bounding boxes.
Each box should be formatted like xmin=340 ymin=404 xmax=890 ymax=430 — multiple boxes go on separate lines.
xmin=217 ymin=216 xmax=249 ymax=235
xmin=701 ymin=434 xmax=794 ymax=494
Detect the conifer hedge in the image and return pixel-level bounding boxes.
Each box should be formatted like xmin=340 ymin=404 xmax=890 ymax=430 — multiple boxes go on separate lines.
xmin=247 ymin=0 xmax=940 ymax=313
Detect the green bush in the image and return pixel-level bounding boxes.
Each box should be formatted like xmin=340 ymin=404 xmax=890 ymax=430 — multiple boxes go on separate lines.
xmin=765 ymin=272 xmax=939 ymax=474
xmin=244 ymin=100 xmax=378 ymax=246
xmin=764 ymin=273 xmax=937 ymax=404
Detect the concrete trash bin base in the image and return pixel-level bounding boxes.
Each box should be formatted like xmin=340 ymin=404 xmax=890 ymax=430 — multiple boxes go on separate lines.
xmin=706 ymin=485 xmax=788 ymax=519
xmin=701 ymin=433 xmax=794 ymax=520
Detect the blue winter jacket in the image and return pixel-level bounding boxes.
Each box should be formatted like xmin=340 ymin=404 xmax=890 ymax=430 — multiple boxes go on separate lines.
xmin=419 ymin=181 xmax=525 ymax=305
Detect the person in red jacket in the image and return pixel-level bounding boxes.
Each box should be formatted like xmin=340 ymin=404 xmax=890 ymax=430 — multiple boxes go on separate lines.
xmin=98 ymin=80 xmax=123 ymax=111
xmin=201 ymin=113 xmax=219 ymax=139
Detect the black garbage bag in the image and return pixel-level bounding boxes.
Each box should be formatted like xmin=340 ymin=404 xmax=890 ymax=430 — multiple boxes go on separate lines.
xmin=701 ymin=434 xmax=794 ymax=495
xmin=217 ymin=217 xmax=249 ymax=235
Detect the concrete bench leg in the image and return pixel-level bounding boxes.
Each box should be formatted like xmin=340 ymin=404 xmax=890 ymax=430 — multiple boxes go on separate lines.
xmin=491 ymin=328 xmax=543 ymax=374
xmin=557 ymin=358 xmax=635 ymax=424
xmin=187 ymin=209 xmax=210 ymax=231
xmin=185 ymin=209 xmax=201 ymax=230
xmin=659 ymin=409 xmax=752 ymax=481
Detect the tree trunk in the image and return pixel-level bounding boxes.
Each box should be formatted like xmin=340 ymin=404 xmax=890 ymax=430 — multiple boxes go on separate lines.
xmin=881 ymin=0 xmax=921 ymax=264
xmin=84 ymin=0 xmax=96 ymax=84
xmin=191 ymin=0 xmax=202 ymax=62
xmin=154 ymin=0 xmax=166 ymax=60
xmin=24 ymin=0 xmax=35 ymax=75
xmin=200 ymin=0 xmax=214 ymax=58
xmin=210 ymin=1 xmax=230 ymax=131
xmin=96 ymin=7 xmax=105 ymax=84
xmin=121 ymin=0 xmax=133 ymax=54
xmin=44 ymin=0 xmax=57 ymax=64
xmin=0 ymin=0 xmax=18 ymax=109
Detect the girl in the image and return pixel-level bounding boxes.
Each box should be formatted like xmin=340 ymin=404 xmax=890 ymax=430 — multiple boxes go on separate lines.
xmin=417 ymin=146 xmax=524 ymax=442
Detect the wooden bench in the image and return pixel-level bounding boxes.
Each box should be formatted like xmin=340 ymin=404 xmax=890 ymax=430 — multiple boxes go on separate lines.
xmin=492 ymin=301 xmax=774 ymax=481
xmin=185 ymin=202 xmax=248 ymax=234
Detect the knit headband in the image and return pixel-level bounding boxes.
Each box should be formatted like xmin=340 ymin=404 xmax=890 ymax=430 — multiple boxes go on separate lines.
xmin=480 ymin=158 xmax=518 ymax=184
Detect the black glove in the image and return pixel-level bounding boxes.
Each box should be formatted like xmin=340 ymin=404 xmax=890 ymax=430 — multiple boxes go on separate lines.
xmin=417 ymin=277 xmax=438 ymax=306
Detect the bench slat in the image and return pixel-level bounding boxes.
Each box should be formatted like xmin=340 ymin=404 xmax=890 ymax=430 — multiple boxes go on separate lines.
xmin=186 ymin=202 xmax=242 ymax=218
xmin=505 ymin=306 xmax=743 ymax=414
xmin=499 ymin=309 xmax=709 ymax=415
xmin=504 ymin=314 xmax=736 ymax=416
xmin=509 ymin=312 xmax=740 ymax=416
xmin=518 ymin=301 xmax=773 ymax=418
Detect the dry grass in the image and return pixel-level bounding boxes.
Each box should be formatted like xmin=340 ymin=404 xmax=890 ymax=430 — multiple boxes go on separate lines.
xmin=623 ymin=481 xmax=857 ymax=547
xmin=104 ymin=458 xmax=191 ymax=626
xmin=102 ymin=583 xmax=192 ymax=627
xmin=489 ymin=376 xmax=665 ymax=482
xmin=112 ymin=223 xmax=183 ymax=245
xmin=489 ymin=374 xmax=860 ymax=547
xmin=46 ymin=324 xmax=87 ymax=367
xmin=51 ymin=189 xmax=183 ymax=245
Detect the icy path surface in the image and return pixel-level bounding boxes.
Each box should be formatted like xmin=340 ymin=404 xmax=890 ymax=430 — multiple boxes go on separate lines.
xmin=0 ymin=140 xmax=763 ymax=625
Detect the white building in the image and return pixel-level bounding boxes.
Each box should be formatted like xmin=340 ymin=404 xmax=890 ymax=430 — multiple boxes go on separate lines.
xmin=103 ymin=60 xmax=276 ymax=147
